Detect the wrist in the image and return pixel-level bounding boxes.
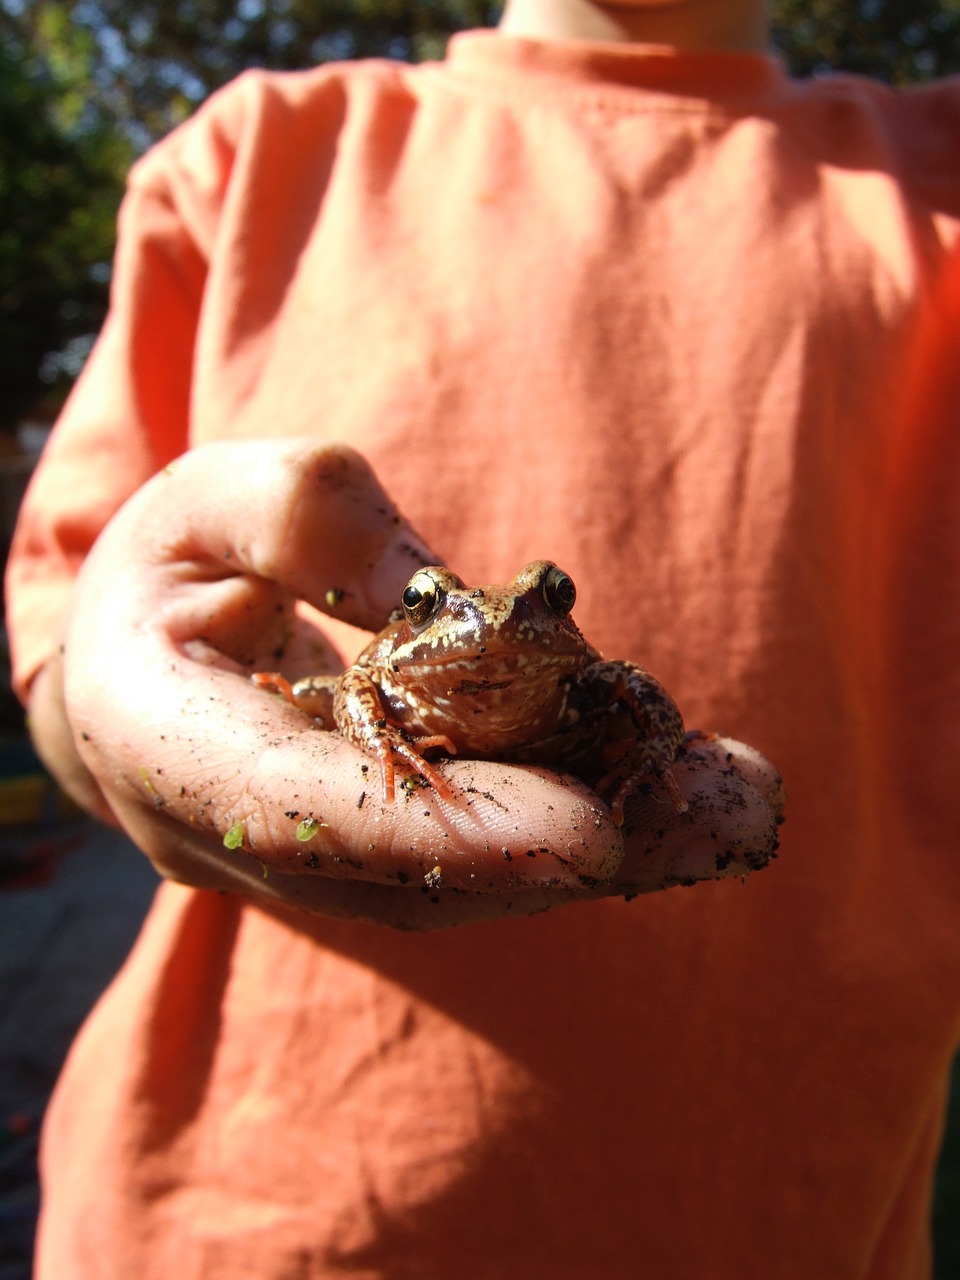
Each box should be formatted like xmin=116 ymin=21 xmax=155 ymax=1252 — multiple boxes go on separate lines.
xmin=27 ymin=650 xmax=117 ymax=825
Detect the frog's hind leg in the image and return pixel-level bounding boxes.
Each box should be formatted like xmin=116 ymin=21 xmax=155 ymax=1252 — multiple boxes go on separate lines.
xmin=599 ymin=741 xmax=688 ymax=826
xmin=251 ymin=671 xmax=337 ymax=726
xmin=591 ymin=663 xmax=688 ymax=825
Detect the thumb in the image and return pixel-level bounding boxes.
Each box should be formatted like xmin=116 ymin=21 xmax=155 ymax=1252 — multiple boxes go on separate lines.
xmin=117 ymin=438 xmax=441 ymax=632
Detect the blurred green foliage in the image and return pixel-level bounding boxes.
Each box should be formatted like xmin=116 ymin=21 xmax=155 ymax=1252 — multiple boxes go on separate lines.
xmin=0 ymin=6 xmax=134 ymax=425
xmin=773 ymin=0 xmax=960 ymax=82
xmin=935 ymin=1056 xmax=960 ymax=1279
xmin=1 ymin=0 xmax=959 ymax=429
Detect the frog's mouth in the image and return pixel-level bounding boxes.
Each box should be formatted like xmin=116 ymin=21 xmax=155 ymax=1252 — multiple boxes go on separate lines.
xmin=397 ymin=645 xmax=583 ymax=680
xmin=444 ymin=674 xmax=513 ymax=696
xmin=394 ymin=649 xmax=584 ymax=708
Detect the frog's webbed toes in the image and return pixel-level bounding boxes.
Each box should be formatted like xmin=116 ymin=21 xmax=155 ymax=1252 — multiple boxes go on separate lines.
xmin=606 ymin=766 xmax=688 ymax=825
xmin=376 ymin=734 xmax=457 ymax=803
xmin=251 ymin=670 xmax=296 ymax=702
xmin=251 ymin=671 xmax=337 ymax=727
xmin=598 ymin=738 xmax=688 ymax=826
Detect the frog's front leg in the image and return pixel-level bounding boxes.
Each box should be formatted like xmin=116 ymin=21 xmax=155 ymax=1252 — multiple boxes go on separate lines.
xmin=584 ymin=661 xmax=688 ymax=825
xmin=333 ymin=669 xmax=457 ymax=804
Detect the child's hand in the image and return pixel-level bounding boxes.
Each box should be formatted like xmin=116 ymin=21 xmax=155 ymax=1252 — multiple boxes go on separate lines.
xmin=47 ymin=440 xmax=782 ymax=929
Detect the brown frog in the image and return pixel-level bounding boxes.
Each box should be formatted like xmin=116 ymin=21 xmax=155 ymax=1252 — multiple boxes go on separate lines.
xmin=254 ymin=561 xmax=687 ymax=824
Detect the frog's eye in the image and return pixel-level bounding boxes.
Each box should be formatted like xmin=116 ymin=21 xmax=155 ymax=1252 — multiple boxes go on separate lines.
xmin=542 ymin=567 xmax=576 ymax=615
xmin=401 ymin=570 xmax=445 ymax=627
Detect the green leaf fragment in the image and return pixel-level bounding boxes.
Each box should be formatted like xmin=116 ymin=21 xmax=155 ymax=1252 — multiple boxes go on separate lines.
xmin=223 ymin=820 xmax=246 ymax=850
xmin=296 ymin=817 xmax=322 ymax=842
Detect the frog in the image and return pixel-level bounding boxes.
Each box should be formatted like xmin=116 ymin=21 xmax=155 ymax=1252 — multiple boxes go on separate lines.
xmin=253 ymin=560 xmax=687 ymax=825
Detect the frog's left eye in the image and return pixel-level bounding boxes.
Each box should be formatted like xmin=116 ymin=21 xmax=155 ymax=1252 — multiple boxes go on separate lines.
xmin=401 ymin=570 xmax=445 ymax=628
xmin=542 ymin=567 xmax=576 ymax=615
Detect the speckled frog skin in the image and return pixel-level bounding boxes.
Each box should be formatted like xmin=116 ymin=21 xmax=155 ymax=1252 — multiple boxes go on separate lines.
xmin=255 ymin=561 xmax=686 ymax=824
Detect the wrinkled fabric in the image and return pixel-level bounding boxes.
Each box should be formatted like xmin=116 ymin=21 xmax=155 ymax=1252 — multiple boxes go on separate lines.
xmin=6 ymin=32 xmax=960 ymax=1279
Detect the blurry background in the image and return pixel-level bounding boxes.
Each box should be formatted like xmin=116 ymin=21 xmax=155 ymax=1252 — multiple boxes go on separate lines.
xmin=1 ymin=3 xmax=959 ymax=1277
xmin=2 ymin=0 xmax=960 ymax=459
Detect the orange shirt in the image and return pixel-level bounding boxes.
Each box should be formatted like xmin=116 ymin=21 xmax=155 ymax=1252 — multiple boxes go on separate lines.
xmin=7 ymin=33 xmax=960 ymax=1278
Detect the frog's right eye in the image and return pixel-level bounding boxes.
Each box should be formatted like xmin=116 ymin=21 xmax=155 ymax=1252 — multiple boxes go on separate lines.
xmin=401 ymin=570 xmax=445 ymax=628
xmin=542 ymin=566 xmax=576 ymax=615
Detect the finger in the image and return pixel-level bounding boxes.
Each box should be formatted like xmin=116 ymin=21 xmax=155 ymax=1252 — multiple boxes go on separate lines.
xmin=89 ymin=659 xmax=624 ymax=892
xmin=612 ymin=734 xmax=784 ymax=894
xmin=160 ymin=735 xmax=782 ymax=930
xmin=107 ymin=802 xmax=600 ymax=932
xmin=97 ymin=722 xmax=780 ymax=925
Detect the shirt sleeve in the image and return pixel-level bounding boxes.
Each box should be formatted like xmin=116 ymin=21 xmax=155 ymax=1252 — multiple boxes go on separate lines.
xmin=3 ymin=105 xmax=225 ymax=700
xmin=880 ymin=244 xmax=960 ymax=826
